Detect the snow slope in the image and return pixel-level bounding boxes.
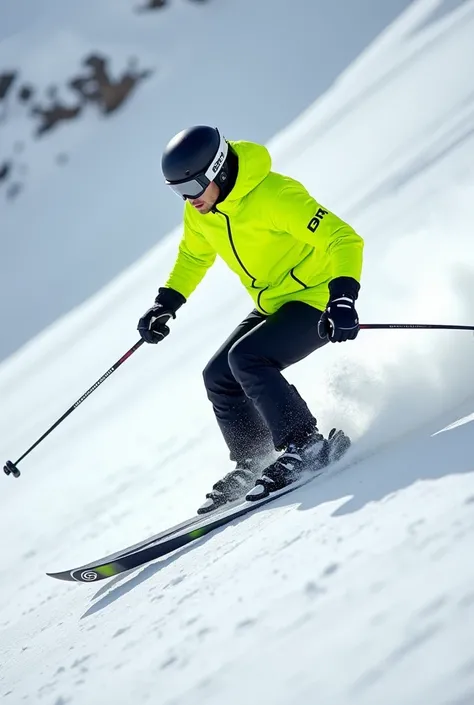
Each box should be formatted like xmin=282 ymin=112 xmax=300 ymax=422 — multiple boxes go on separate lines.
xmin=0 ymin=0 xmax=411 ymax=361
xmin=1 ymin=1 xmax=474 ymax=703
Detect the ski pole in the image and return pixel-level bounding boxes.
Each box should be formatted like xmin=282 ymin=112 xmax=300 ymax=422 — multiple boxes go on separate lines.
xmin=360 ymin=323 xmax=474 ymax=332
xmin=4 ymin=322 xmax=472 ymax=480
xmin=3 ymin=339 xmax=145 ymax=479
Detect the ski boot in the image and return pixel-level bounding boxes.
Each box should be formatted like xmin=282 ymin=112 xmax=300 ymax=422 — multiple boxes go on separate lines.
xmin=246 ymin=428 xmax=351 ymax=501
xmin=197 ymin=458 xmax=262 ymax=514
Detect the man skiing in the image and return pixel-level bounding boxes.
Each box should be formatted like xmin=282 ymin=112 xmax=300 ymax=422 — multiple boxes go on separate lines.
xmin=138 ymin=126 xmax=363 ymax=513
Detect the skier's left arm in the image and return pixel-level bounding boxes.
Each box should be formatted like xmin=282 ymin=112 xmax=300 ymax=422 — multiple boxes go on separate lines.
xmin=272 ymin=183 xmax=363 ymax=286
xmin=272 ymin=183 xmax=364 ymax=342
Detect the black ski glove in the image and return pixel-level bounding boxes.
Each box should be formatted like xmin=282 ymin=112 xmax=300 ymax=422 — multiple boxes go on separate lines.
xmin=318 ymin=276 xmax=360 ymax=343
xmin=137 ymin=287 xmax=186 ymax=344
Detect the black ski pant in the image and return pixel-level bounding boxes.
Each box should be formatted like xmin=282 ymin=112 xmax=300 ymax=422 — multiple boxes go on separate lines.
xmin=202 ymin=301 xmax=328 ymax=462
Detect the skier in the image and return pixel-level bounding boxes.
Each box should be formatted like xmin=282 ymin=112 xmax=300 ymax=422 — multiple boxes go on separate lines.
xmin=138 ymin=126 xmax=363 ymax=513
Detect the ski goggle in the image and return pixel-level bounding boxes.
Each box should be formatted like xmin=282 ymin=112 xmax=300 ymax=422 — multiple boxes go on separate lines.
xmin=166 ymin=132 xmax=228 ymax=200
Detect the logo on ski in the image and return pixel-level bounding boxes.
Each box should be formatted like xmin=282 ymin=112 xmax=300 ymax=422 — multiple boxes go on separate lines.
xmin=80 ymin=570 xmax=99 ymax=581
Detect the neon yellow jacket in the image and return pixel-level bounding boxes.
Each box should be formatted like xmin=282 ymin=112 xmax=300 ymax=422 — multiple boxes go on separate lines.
xmin=165 ymin=141 xmax=363 ymax=314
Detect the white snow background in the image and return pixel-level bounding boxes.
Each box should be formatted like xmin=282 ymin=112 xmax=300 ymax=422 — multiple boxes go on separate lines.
xmin=1 ymin=1 xmax=474 ymax=704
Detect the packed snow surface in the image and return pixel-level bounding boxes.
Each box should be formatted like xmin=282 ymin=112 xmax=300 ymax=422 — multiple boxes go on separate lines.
xmin=1 ymin=1 xmax=474 ymax=704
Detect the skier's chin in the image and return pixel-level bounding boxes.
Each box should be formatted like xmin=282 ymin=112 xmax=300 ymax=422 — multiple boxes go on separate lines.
xmin=191 ymin=201 xmax=212 ymax=214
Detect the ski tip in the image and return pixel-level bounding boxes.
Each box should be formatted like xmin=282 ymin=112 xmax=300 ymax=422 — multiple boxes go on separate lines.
xmin=46 ymin=571 xmax=76 ymax=582
xmin=47 ymin=565 xmax=118 ymax=583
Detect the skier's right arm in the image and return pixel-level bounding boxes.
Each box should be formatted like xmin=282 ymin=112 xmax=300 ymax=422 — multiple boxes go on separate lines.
xmin=164 ymin=210 xmax=217 ymax=298
xmin=137 ymin=210 xmax=216 ymax=343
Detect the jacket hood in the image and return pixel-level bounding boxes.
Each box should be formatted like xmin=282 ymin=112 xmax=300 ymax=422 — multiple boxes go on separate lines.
xmin=223 ymin=141 xmax=271 ymax=203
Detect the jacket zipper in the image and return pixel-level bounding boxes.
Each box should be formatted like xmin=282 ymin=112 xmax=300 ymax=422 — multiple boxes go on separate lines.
xmin=214 ymin=208 xmax=270 ymax=313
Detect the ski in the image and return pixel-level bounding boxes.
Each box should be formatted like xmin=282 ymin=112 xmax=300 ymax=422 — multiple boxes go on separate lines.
xmin=47 ymin=468 xmax=327 ymax=583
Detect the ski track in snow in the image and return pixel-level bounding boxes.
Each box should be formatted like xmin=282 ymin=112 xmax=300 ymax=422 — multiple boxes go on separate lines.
xmin=1 ymin=1 xmax=474 ymax=704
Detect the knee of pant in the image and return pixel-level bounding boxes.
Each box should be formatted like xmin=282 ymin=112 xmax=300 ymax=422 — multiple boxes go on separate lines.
xmin=227 ymin=337 xmax=254 ymax=381
xmin=202 ymin=354 xmax=228 ymax=395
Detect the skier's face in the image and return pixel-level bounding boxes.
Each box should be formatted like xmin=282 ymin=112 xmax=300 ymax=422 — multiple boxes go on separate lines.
xmin=188 ymin=181 xmax=219 ymax=214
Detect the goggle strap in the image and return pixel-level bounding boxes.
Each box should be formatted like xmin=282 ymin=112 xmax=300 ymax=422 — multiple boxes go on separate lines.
xmin=204 ymin=131 xmax=229 ymax=181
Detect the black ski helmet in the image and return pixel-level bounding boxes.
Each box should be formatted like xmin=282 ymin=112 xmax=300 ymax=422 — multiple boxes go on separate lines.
xmin=161 ymin=125 xmax=234 ymax=200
